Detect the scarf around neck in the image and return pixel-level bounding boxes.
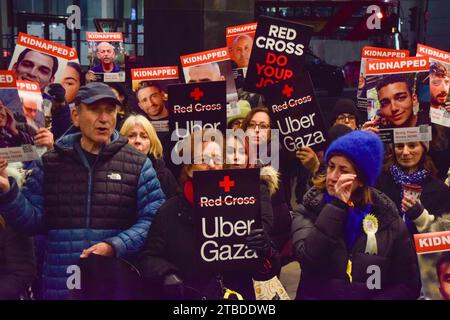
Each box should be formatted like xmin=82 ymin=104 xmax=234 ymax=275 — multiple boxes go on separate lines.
xmin=324 ymin=193 xmax=372 ymax=250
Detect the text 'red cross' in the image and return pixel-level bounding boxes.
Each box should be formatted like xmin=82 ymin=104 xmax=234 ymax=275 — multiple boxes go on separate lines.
xmin=219 ymin=176 xmax=235 ymax=192
xmin=282 ymin=84 xmax=294 ymax=98
xmin=190 ymin=87 xmax=204 ymax=101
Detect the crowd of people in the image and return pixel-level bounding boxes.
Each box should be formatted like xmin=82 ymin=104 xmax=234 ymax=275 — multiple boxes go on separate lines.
xmin=0 ymin=41 xmax=450 ymax=301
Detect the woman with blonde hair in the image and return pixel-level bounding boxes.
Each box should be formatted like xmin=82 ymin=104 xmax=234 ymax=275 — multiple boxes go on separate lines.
xmin=120 ymin=115 xmax=179 ymax=199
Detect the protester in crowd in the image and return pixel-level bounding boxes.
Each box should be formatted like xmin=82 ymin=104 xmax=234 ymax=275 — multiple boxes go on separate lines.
xmin=291 ymin=130 xmax=421 ymax=299
xmin=61 ymin=62 xmax=83 ymax=107
xmin=108 ymin=82 xmax=131 ymax=130
xmin=120 ymin=115 xmax=179 ymax=199
xmin=230 ymin=34 xmax=253 ymax=69
xmin=241 ymin=107 xmax=292 ymax=256
xmin=137 ymin=129 xmax=279 ymax=300
xmin=0 ymin=215 xmax=36 ymax=299
xmin=292 ymin=124 xmax=353 ymax=210
xmin=227 ymin=100 xmax=251 ymax=130
xmin=0 ymin=99 xmax=34 ymax=148
xmin=0 ymin=82 xmax=165 ymax=299
xmin=376 ymin=141 xmax=450 ymax=234
xmin=330 ymin=98 xmax=359 ymax=130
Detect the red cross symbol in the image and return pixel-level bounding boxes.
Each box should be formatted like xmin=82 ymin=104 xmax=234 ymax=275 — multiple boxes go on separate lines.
xmin=219 ymin=176 xmax=235 ymax=193
xmin=281 ymin=84 xmax=294 ymax=98
xmin=190 ymin=87 xmax=204 ymax=101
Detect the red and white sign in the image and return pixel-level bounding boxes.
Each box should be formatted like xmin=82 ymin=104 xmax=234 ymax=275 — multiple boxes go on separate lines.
xmin=17 ymin=32 xmax=76 ymax=60
xmin=226 ymin=22 xmax=257 ymax=38
xmin=131 ymin=66 xmax=179 ymax=81
xmin=181 ymin=48 xmax=230 ymax=67
xmin=86 ymin=32 xmax=123 ymax=42
xmin=416 ymin=43 xmax=450 ymax=64
xmin=0 ymin=70 xmax=16 ymax=88
xmin=16 ymin=80 xmax=41 ymax=93
xmin=414 ymin=231 xmax=450 ymax=254
xmin=362 ymin=46 xmax=409 ymax=59
xmin=366 ymin=56 xmax=429 ymax=75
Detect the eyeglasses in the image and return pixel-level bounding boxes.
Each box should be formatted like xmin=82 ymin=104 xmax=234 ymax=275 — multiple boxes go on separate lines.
xmin=248 ymin=121 xmax=270 ymax=130
xmin=193 ymin=154 xmax=224 ymax=165
xmin=336 ymin=114 xmax=356 ymax=122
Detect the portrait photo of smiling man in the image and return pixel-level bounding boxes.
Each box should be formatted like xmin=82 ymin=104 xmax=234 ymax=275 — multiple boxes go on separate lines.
xmin=12 ymin=48 xmax=59 ymax=91
xmin=375 ymin=74 xmax=429 ymax=129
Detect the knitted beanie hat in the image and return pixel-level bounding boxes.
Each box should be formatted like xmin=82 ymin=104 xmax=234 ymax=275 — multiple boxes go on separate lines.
xmin=331 ymin=98 xmax=358 ymax=124
xmin=227 ymin=100 xmax=251 ymax=126
xmin=325 ymin=131 xmax=384 ymax=186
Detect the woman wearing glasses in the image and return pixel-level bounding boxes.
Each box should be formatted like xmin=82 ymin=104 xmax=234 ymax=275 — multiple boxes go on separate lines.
xmin=137 ymin=129 xmax=279 ymax=299
xmin=240 ymin=108 xmax=293 ymax=263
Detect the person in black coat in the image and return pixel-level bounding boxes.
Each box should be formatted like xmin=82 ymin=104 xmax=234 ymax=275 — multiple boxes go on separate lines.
xmin=137 ymin=129 xmax=280 ymax=300
xmin=120 ymin=114 xmax=179 ymax=199
xmin=376 ymin=141 xmax=450 ymax=234
xmin=0 ymin=217 xmax=36 ymax=299
xmin=291 ymin=131 xmax=421 ymax=299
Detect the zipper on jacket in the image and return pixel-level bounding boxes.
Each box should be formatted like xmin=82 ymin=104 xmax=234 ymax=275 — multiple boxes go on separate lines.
xmin=86 ymin=167 xmax=93 ymax=229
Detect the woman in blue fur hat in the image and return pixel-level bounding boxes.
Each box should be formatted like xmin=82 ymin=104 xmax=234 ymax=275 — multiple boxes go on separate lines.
xmin=291 ymin=131 xmax=421 ymax=299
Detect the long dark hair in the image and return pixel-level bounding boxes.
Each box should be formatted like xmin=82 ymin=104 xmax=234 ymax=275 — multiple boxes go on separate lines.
xmin=383 ymin=143 xmax=438 ymax=178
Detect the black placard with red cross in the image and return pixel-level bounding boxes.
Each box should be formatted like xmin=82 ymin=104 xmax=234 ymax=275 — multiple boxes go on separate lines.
xmin=264 ymin=73 xmax=328 ymax=154
xmin=168 ymin=81 xmax=227 ymax=140
xmin=193 ymin=168 xmax=262 ymax=272
xmin=244 ymin=15 xmax=313 ymax=94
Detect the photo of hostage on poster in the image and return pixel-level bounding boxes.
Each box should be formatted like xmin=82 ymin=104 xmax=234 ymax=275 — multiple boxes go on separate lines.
xmin=226 ymin=22 xmax=257 ymax=81
xmin=193 ymin=168 xmax=262 ymax=272
xmin=0 ymin=71 xmax=39 ymax=162
xmin=86 ymin=32 xmax=126 ymax=83
xmin=131 ymin=66 xmax=180 ymax=133
xmin=416 ymin=44 xmax=450 ymax=127
xmin=180 ymin=47 xmax=238 ymax=114
xmin=244 ymin=15 xmax=313 ymax=94
xmin=357 ymin=46 xmax=410 ymax=110
xmin=8 ymin=32 xmax=75 ymax=92
xmin=414 ymin=231 xmax=450 ymax=300
xmin=264 ymin=72 xmax=327 ymax=154
xmin=362 ymin=56 xmax=431 ymax=143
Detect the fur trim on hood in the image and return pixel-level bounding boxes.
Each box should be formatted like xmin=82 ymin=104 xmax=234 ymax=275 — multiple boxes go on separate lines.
xmin=260 ymin=166 xmax=279 ymax=196
xmin=429 ymin=213 xmax=450 ymax=233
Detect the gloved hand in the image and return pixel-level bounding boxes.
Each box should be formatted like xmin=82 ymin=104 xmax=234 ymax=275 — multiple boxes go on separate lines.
xmin=246 ymin=228 xmax=273 ymax=259
xmin=404 ymin=199 xmax=425 ymax=220
xmin=163 ymin=273 xmax=184 ymax=300
xmin=47 ymin=83 xmax=66 ymax=104
xmin=296 ymin=147 xmax=320 ymax=175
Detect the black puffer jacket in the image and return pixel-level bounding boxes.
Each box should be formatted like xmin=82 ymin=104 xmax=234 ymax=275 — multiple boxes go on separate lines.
xmin=137 ymin=181 xmax=278 ymax=300
xmin=0 ymin=224 xmax=36 ymax=299
xmin=149 ymin=155 xmax=180 ymax=200
xmin=291 ymin=187 xmax=421 ymax=300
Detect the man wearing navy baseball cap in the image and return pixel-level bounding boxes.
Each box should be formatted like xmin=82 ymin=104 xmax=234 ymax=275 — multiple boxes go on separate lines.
xmin=0 ymin=82 xmax=165 ymax=299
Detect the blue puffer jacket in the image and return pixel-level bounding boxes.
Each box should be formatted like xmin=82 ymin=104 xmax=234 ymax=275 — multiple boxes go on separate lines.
xmin=0 ymin=130 xmax=165 ymax=299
